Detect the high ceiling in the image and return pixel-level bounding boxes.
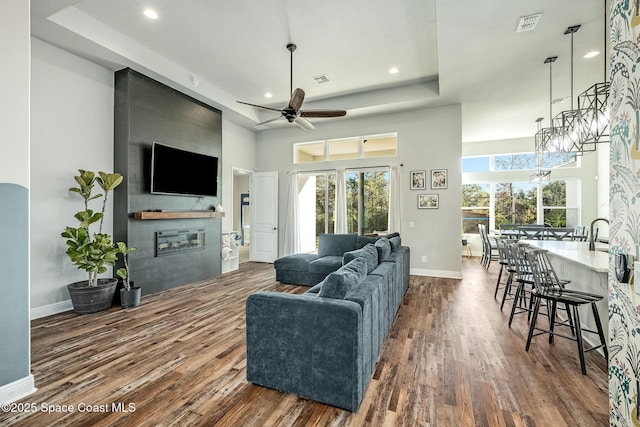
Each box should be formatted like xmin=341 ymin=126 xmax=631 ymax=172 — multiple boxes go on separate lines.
xmin=30 ymin=0 xmax=606 ymax=143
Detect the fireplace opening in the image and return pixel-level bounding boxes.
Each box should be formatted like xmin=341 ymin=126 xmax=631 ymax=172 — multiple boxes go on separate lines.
xmin=156 ymin=229 xmax=205 ymax=257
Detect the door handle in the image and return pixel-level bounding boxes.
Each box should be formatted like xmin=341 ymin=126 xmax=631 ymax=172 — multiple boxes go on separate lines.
xmin=273 ymin=227 xmax=277 ymax=230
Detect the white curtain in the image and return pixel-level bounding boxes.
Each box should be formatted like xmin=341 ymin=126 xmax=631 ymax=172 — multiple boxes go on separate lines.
xmin=283 ymin=171 xmax=300 ymax=255
xmin=388 ymin=165 xmax=401 ymax=233
xmin=335 ymin=168 xmax=348 ymax=234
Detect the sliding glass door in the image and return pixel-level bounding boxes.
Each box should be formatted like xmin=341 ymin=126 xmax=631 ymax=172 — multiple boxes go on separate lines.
xmin=345 ymin=168 xmax=390 ymax=236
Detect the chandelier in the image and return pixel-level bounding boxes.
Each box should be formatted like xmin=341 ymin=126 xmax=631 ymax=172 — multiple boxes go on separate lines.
xmin=538 ymin=1 xmax=609 ymax=156
xmin=535 ymin=56 xmax=561 ymax=155
xmin=531 ymin=117 xmax=551 ymax=183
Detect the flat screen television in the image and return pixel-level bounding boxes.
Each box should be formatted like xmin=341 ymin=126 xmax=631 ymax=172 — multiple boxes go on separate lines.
xmin=151 ymin=142 xmax=218 ymax=197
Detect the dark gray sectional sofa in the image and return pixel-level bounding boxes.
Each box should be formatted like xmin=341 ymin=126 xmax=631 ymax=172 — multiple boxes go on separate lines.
xmin=246 ymin=235 xmax=410 ymax=411
xmin=273 ymin=232 xmax=391 ymax=286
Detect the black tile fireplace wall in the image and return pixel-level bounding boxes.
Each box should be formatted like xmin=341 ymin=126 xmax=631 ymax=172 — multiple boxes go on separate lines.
xmin=113 ymin=68 xmax=222 ymax=295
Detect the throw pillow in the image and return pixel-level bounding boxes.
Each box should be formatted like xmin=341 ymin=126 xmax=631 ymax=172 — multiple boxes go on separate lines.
xmin=318 ymin=257 xmax=367 ymax=299
xmin=374 ymin=237 xmax=392 ymax=262
xmin=389 ymin=236 xmax=402 ymax=252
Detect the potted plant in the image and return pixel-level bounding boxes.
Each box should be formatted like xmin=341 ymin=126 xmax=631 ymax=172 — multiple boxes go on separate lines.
xmin=61 ymin=170 xmax=123 ymax=314
xmin=116 ymin=242 xmax=140 ymax=308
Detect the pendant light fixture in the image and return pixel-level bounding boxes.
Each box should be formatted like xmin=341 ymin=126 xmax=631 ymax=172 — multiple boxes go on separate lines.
xmin=551 ymin=25 xmax=590 ymax=154
xmin=577 ymin=0 xmax=609 ymax=146
xmin=531 ymin=117 xmax=551 ymax=183
xmin=536 ymin=56 xmax=559 ymax=154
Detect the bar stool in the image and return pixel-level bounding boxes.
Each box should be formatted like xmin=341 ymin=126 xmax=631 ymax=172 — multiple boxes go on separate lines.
xmin=498 ymin=241 xmax=520 ymax=311
xmin=507 ymin=242 xmax=536 ymax=326
xmin=494 ymin=238 xmax=514 ymax=301
xmin=525 ymin=248 xmax=608 ymax=375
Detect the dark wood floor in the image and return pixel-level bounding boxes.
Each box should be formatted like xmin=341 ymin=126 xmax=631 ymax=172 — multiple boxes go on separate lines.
xmin=2 ymin=258 xmax=607 ymax=426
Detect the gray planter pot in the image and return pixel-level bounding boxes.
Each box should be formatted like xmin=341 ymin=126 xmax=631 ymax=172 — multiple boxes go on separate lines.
xmin=67 ymin=278 xmax=118 ymax=314
xmin=120 ymin=286 xmax=141 ymax=308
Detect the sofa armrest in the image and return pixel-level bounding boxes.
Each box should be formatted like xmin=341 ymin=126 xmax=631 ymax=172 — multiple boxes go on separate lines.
xmin=246 ymin=291 xmax=364 ymax=411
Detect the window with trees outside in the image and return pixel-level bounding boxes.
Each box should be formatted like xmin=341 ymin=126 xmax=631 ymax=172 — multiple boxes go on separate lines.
xmin=346 ymin=169 xmax=390 ymax=236
xmin=462 ymin=180 xmax=574 ymax=234
xmin=298 ymin=168 xmax=390 ymax=250
xmin=462 ymin=151 xmax=578 ymax=233
xmin=462 ymin=184 xmax=490 ymax=234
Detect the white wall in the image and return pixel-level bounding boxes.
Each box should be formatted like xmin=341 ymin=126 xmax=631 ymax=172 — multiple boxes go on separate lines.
xmin=256 ymin=104 xmax=463 ymax=278
xmin=30 ymin=38 xmax=115 ymax=311
xmin=0 ymin=3 xmax=30 ymax=187
xmin=221 ymin=120 xmax=255 ymax=232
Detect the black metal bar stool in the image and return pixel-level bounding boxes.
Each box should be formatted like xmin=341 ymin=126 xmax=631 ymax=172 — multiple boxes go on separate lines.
xmin=507 ymin=242 xmax=536 ymax=326
xmin=525 ymin=248 xmax=608 ymax=375
xmin=498 ymin=240 xmax=518 ymax=310
xmin=494 ymin=238 xmax=511 ymax=299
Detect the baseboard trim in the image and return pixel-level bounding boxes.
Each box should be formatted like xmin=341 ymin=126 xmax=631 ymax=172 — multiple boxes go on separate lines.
xmin=411 ymin=268 xmax=463 ymax=279
xmin=31 ymin=299 xmax=73 ymax=320
xmin=0 ymin=375 xmax=36 ymax=404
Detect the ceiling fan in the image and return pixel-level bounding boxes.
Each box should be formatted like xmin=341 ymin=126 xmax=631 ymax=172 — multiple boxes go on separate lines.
xmin=237 ymin=43 xmax=347 ymax=131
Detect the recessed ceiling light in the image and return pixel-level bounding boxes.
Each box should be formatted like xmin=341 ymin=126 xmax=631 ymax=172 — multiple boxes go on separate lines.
xmin=584 ymin=50 xmax=600 ymax=59
xmin=264 ymin=92 xmax=273 ymax=98
xmin=388 ymin=67 xmax=399 ymax=74
xmin=144 ymin=9 xmax=158 ymax=20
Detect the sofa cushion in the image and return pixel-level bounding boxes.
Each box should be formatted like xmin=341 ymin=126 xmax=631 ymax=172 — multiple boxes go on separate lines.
xmin=318 ymin=233 xmax=358 ymax=257
xmin=384 ymin=232 xmax=400 ymax=239
xmin=343 ymin=244 xmax=378 ymax=274
xmin=374 ymin=237 xmax=392 ymax=262
xmin=274 ymin=253 xmax=320 ymax=272
xmin=309 ymin=256 xmax=343 ymax=275
xmin=318 ymin=257 xmax=367 ymax=299
xmin=357 ymin=235 xmax=378 ymax=248
xmin=389 ymin=236 xmax=401 ymax=252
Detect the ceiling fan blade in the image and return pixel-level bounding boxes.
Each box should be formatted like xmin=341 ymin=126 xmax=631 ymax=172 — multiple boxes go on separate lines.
xmin=289 ymin=88 xmax=305 ymax=111
xmin=237 ymin=100 xmax=282 ymax=113
xmin=294 ymin=116 xmax=315 ymax=131
xmin=300 ymin=109 xmax=347 ymax=118
xmin=256 ymin=116 xmax=284 ymax=126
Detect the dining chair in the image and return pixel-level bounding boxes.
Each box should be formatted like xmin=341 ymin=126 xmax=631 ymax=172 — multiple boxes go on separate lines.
xmin=478 ymin=224 xmax=498 ymax=269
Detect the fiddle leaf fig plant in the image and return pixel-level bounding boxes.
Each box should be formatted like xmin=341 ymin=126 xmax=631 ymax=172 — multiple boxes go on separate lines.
xmin=61 ymin=169 xmax=124 ymax=287
xmin=116 ymin=242 xmax=137 ymax=291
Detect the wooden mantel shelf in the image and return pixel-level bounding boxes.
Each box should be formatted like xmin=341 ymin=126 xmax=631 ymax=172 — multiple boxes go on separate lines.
xmin=133 ymin=211 xmax=225 ymax=220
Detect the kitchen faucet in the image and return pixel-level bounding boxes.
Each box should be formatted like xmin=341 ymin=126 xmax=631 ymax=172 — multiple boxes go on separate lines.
xmin=589 ymin=218 xmax=609 ymax=251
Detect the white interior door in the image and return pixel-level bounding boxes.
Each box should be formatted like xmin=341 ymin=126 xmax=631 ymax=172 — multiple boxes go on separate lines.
xmin=250 ymin=172 xmax=278 ymax=262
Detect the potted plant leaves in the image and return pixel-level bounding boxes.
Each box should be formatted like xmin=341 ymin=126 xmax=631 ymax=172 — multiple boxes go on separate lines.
xmin=116 ymin=242 xmax=140 ymax=308
xmin=61 ymin=170 xmax=123 ymax=314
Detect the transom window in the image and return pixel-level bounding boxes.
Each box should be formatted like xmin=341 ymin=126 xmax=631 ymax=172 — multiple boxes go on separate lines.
xmin=462 ymin=152 xmax=576 ymax=173
xmin=294 ymin=133 xmax=397 ymax=164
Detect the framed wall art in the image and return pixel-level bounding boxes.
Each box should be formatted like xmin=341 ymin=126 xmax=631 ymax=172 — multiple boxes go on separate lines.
xmin=431 ymin=169 xmax=447 ymax=189
xmin=410 ymin=170 xmax=426 ymax=190
xmin=418 ymin=194 xmax=439 ymax=209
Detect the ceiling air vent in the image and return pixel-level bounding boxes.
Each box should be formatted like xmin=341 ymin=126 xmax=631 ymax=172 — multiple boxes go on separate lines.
xmin=312 ymin=74 xmax=330 ymax=85
xmin=515 ymin=13 xmax=542 ymax=33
